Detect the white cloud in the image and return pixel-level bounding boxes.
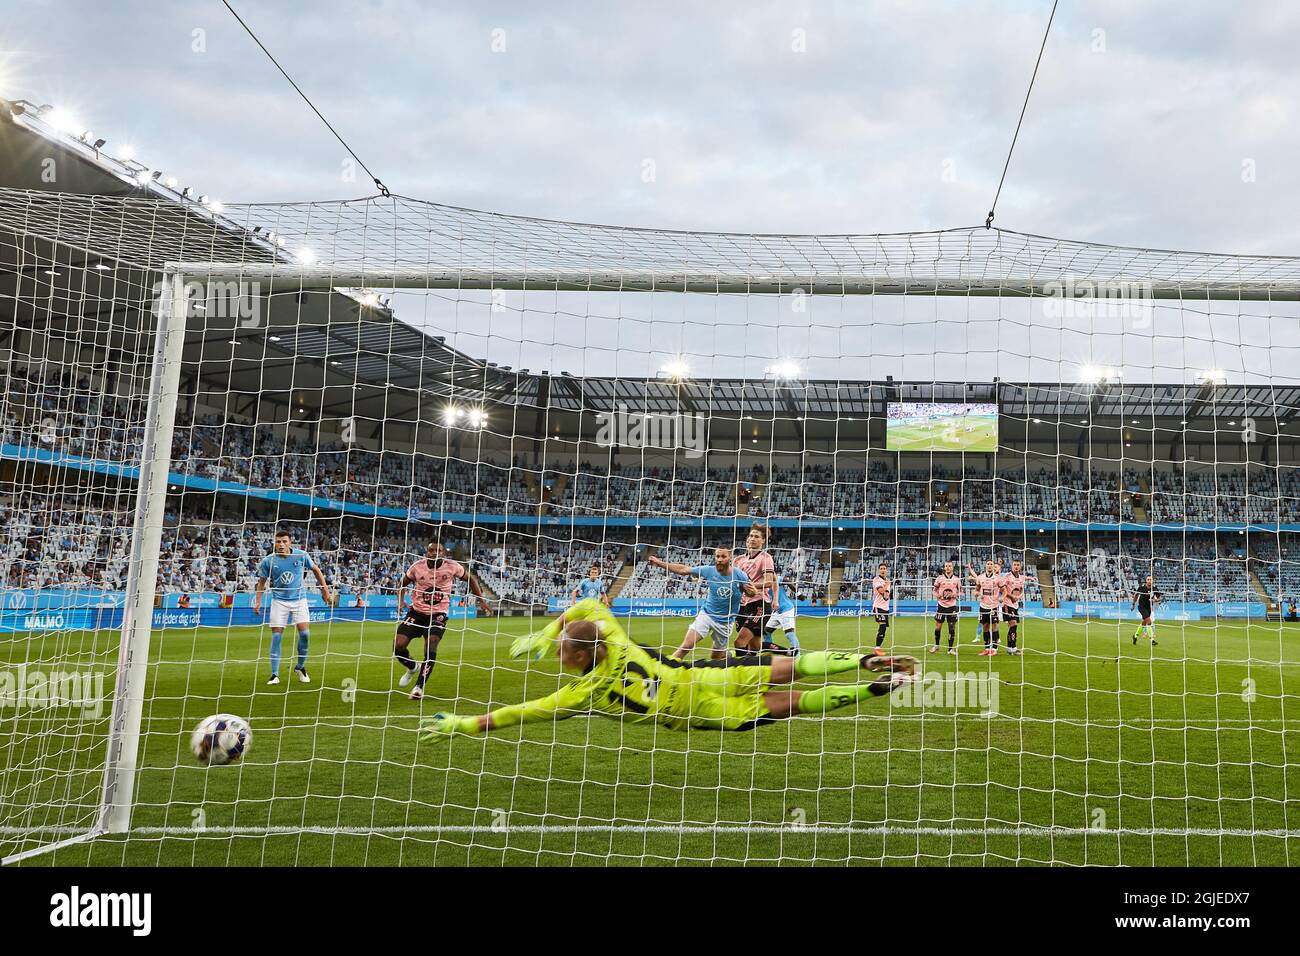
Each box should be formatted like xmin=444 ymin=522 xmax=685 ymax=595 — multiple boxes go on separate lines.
xmin=4 ymin=0 xmax=1296 ymax=250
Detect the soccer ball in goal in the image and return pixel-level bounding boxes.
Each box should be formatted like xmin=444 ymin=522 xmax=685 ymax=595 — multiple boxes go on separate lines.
xmin=190 ymin=715 xmax=253 ymax=767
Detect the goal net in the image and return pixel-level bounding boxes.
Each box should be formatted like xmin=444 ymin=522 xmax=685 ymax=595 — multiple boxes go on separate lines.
xmin=2 ymin=187 xmax=1299 ymax=866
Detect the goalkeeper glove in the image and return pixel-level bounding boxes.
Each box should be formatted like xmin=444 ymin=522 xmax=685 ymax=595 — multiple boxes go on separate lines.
xmin=510 ymin=631 xmax=553 ymax=661
xmin=419 ymin=712 xmax=479 ymax=739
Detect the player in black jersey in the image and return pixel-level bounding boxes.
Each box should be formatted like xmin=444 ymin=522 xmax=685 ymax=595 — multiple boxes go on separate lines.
xmin=1131 ymin=574 xmax=1163 ymax=646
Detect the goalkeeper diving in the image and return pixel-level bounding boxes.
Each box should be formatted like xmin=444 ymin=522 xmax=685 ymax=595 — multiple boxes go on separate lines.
xmin=420 ymin=598 xmax=917 ymax=739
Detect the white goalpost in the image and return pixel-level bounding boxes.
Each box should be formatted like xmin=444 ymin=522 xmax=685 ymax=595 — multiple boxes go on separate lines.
xmin=2 ymin=271 xmax=189 ymax=866
xmin=2 ymin=188 xmax=1300 ymax=866
xmin=99 ymin=271 xmax=189 ymax=837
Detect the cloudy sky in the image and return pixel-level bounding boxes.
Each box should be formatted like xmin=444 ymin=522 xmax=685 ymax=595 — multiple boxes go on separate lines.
xmin=6 ymin=0 xmax=1300 ymax=250
xmin=5 ymin=1 xmax=1300 ymax=383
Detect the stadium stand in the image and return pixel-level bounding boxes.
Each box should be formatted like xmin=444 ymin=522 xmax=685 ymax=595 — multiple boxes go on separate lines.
xmin=3 ymin=365 xmax=1300 ymax=608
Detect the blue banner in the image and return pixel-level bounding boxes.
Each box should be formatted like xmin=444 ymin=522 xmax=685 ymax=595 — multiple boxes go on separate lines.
xmin=1 ymin=587 xmax=1264 ymax=630
xmin=1058 ymin=600 xmax=1263 ymax=621
xmin=0 ymin=589 xmax=475 ymax=632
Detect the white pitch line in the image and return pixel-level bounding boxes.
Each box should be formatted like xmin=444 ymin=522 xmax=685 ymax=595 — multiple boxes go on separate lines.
xmin=6 ymin=715 xmax=1300 ymax=731
xmin=4 ymin=824 xmax=1300 ymax=838
xmin=7 ymin=713 xmax=1300 ymax=725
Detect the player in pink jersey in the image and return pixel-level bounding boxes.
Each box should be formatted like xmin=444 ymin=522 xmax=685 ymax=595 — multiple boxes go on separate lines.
xmin=871 ymin=562 xmax=892 ymax=653
xmin=972 ymin=559 xmax=1005 ymax=644
xmin=1000 ymin=558 xmax=1027 ymax=655
xmin=732 ymin=525 xmax=776 ymax=656
xmin=931 ymin=560 xmax=962 ymax=654
xmin=395 ymin=542 xmax=491 ymax=700
xmin=968 ymin=560 xmax=1003 ymax=656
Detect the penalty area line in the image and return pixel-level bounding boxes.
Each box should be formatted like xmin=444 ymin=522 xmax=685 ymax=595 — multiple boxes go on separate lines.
xmin=7 ymin=825 xmax=1300 ymax=838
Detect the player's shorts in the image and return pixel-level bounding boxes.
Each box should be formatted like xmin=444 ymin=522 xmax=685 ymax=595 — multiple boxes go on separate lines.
xmin=397 ymin=608 xmax=449 ymax=640
xmin=268 ymin=598 xmax=311 ymax=628
xmin=979 ymin=607 xmax=999 ymax=628
xmin=873 ymin=609 xmax=890 ymax=625
xmin=1137 ymin=606 xmax=1153 ymax=623
xmin=735 ymin=603 xmax=769 ymax=637
xmin=765 ymin=608 xmax=796 ymax=633
xmin=675 ymin=656 xmax=775 ymax=731
xmin=690 ymin=610 xmax=733 ymax=650
xmin=1001 ymin=606 xmax=1020 ymax=624
xmin=934 ymin=605 xmax=960 ymax=623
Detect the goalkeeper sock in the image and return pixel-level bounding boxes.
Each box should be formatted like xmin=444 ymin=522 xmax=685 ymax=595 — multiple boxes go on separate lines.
xmin=795 ymin=650 xmax=866 ymax=678
xmin=797 ymin=676 xmax=894 ymax=714
xmin=269 ymin=629 xmax=283 ymax=677
xmin=296 ymin=629 xmax=310 ymax=670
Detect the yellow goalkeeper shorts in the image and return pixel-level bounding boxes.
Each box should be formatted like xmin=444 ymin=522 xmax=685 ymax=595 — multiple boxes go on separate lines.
xmin=671 ymin=659 xmax=774 ymax=731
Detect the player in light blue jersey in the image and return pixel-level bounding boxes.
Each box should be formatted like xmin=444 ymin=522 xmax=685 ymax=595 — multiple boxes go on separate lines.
xmin=761 ymin=574 xmax=801 ymax=656
xmin=252 ymin=530 xmax=334 ymax=686
xmin=572 ymin=564 xmax=610 ymax=606
xmin=647 ymin=547 xmax=757 ymax=661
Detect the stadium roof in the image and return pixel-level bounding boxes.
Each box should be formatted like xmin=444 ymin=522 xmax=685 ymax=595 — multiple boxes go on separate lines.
xmin=526 ymin=378 xmax=1300 ymax=422
xmin=0 ymin=97 xmax=518 ymax=423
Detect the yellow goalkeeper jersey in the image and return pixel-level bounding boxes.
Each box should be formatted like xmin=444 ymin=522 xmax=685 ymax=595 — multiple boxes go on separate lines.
xmin=489 ymin=599 xmax=772 ymax=732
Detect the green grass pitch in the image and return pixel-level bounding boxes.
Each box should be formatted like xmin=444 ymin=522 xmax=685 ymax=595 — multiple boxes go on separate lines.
xmin=887 ymin=419 xmax=998 ymax=451
xmin=4 ymin=614 xmax=1299 ymax=866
